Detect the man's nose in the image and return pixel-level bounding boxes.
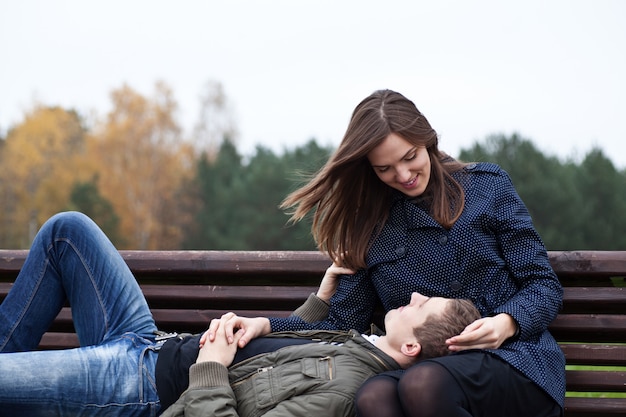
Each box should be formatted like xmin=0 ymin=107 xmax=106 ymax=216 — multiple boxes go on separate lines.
xmin=411 ymin=292 xmax=427 ymax=304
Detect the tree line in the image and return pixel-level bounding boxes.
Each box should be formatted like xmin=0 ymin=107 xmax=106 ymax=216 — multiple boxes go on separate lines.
xmin=1 ymin=82 xmax=624 ymax=251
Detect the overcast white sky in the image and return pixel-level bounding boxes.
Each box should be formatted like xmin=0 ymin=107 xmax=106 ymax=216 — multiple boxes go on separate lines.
xmin=1 ymin=0 xmax=625 ymax=168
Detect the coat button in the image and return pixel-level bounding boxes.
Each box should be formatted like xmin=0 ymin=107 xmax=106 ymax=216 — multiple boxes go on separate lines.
xmin=395 ymin=246 xmax=406 ymax=256
xmin=466 ymin=163 xmax=477 ymax=170
xmin=450 ymin=280 xmax=462 ymax=292
xmin=438 ymin=235 xmax=448 ymax=245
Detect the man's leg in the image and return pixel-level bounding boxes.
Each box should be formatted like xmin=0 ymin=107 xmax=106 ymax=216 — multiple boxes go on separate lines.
xmin=0 ymin=333 xmax=160 ymax=417
xmin=0 ymin=211 xmax=156 ymax=350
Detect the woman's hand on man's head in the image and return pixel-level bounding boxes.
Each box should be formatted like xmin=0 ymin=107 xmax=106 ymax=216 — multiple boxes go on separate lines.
xmin=445 ymin=313 xmax=519 ymax=351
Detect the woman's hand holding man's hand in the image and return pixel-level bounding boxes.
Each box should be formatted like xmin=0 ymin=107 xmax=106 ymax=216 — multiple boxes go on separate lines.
xmin=202 ymin=312 xmax=271 ymax=349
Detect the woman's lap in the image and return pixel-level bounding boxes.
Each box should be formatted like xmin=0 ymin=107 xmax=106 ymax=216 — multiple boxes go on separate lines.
xmin=357 ymin=351 xmax=561 ymax=417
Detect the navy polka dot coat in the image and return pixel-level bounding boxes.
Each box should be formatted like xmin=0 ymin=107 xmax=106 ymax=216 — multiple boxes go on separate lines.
xmin=270 ymin=162 xmax=566 ymax=407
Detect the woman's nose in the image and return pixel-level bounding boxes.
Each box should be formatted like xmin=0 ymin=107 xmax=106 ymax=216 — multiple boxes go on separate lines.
xmin=396 ymin=167 xmax=412 ymax=182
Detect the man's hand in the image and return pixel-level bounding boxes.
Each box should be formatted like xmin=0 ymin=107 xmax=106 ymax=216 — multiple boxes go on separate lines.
xmin=317 ymin=262 xmax=355 ymax=302
xmin=201 ymin=312 xmax=271 ymax=348
xmin=445 ymin=313 xmax=518 ymax=351
xmin=196 ymin=320 xmax=243 ymax=366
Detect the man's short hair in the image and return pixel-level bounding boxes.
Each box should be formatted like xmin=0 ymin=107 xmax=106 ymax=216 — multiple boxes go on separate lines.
xmin=414 ymin=299 xmax=481 ymax=359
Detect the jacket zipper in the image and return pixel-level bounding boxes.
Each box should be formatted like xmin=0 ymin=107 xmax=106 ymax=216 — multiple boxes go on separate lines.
xmin=231 ymin=366 xmax=274 ymax=388
xmin=319 ymin=356 xmax=333 ymax=380
xmin=366 ymin=350 xmax=390 ymax=370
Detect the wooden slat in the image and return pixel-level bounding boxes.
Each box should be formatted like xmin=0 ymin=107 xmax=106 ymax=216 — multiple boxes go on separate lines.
xmin=141 ymin=285 xmax=625 ymax=314
xmin=561 ymin=344 xmax=626 ymax=366
xmin=0 ymin=250 xmax=27 ymax=279
xmin=3 ymin=249 xmax=626 ymax=279
xmin=6 ymin=284 xmax=622 ymax=311
xmin=44 ymin=308 xmax=74 ymax=333
xmin=37 ymin=309 xmax=294 ymax=349
xmin=549 ymin=314 xmax=626 ymax=343
xmin=121 ymin=250 xmax=331 ymax=276
xmin=150 ymin=309 xmax=292 ymax=333
xmin=0 ymin=250 xmax=331 ymax=285
xmin=140 ymin=284 xmax=315 ymax=309
xmin=566 ymin=370 xmax=626 ymax=392
xmin=550 ymin=251 xmax=626 ymax=277
xmin=561 ymin=287 xmax=626 ymax=314
xmin=0 ymin=282 xmax=12 ymax=296
xmin=38 ymin=332 xmax=79 ymax=350
xmin=42 ymin=306 xmax=296 ymax=333
xmin=2 ymin=284 xmax=316 ymax=308
xmin=564 ymin=397 xmax=626 ymax=417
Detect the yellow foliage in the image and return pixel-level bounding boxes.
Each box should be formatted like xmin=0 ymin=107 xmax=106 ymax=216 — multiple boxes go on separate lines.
xmin=0 ymin=106 xmax=94 ymax=246
xmin=87 ymin=82 xmax=193 ymax=249
xmin=0 ymin=82 xmax=196 ymax=249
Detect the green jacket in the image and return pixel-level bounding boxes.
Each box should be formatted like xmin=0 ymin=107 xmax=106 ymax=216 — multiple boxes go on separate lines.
xmin=160 ymin=329 xmax=400 ymax=417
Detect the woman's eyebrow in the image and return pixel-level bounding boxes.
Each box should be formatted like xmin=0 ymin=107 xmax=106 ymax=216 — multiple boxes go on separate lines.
xmin=399 ymin=147 xmax=417 ymax=161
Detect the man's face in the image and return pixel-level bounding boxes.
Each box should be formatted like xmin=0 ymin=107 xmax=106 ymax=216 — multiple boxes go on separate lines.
xmin=384 ymin=292 xmax=450 ymax=344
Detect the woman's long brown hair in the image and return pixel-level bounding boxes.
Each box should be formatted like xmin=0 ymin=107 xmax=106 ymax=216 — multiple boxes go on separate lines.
xmin=280 ymin=90 xmax=467 ymax=270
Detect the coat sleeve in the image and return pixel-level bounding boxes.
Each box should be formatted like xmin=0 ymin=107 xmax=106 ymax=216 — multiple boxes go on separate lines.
xmin=268 ymin=268 xmax=378 ymax=333
xmin=489 ymin=168 xmax=563 ymax=338
xmin=290 ymin=293 xmax=330 ymax=323
xmin=159 ymin=362 xmax=240 ymax=417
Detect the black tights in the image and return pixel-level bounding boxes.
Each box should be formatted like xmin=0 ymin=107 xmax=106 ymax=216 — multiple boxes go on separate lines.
xmin=355 ymin=362 xmax=471 ymax=417
xmin=355 ymin=357 xmax=562 ymax=417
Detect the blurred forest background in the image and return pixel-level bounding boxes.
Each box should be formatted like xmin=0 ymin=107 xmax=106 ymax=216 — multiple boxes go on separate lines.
xmin=1 ymin=81 xmax=625 ymax=251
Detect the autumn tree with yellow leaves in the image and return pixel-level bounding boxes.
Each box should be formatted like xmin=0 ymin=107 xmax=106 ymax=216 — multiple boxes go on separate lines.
xmin=0 ymin=106 xmax=94 ymax=247
xmin=0 ymin=82 xmax=195 ymax=249
xmin=87 ymin=82 xmax=194 ymax=249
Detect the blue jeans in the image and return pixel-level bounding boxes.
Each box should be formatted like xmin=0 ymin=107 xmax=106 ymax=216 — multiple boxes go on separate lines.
xmin=0 ymin=212 xmax=161 ymax=416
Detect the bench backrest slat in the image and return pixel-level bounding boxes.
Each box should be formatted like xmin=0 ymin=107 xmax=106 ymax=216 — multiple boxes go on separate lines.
xmin=561 ymin=344 xmax=626 ymax=366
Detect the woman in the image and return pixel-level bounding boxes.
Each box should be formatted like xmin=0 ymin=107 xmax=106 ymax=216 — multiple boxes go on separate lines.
xmin=215 ymin=89 xmax=565 ymax=417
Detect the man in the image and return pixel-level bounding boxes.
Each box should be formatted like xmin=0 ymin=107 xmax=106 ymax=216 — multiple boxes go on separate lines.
xmin=160 ymin=292 xmax=481 ymax=417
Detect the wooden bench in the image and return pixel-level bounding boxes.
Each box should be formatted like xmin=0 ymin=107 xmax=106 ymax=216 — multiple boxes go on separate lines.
xmin=1 ymin=250 xmax=625 ymax=416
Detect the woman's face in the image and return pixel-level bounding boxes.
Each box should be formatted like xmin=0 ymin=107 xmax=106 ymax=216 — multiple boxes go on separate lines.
xmin=367 ymin=133 xmax=431 ymax=197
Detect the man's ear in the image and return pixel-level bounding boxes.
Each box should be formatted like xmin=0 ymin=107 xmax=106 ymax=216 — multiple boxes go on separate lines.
xmin=401 ymin=341 xmax=421 ymax=358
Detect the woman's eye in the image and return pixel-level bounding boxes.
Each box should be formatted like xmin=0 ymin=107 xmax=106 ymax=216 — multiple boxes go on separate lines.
xmin=378 ymin=167 xmax=389 ymax=173
xmin=406 ymin=153 xmax=417 ymax=161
